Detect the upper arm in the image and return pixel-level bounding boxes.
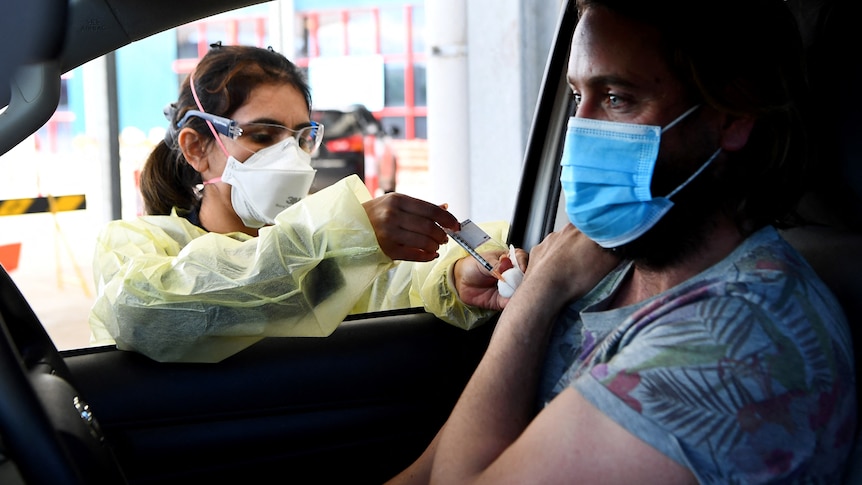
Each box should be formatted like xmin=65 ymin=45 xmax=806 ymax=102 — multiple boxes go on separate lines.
xmin=473 ymin=387 xmax=697 ymax=485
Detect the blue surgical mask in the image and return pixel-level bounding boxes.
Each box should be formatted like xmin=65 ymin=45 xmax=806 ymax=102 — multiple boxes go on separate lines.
xmin=560 ymin=105 xmax=720 ymax=248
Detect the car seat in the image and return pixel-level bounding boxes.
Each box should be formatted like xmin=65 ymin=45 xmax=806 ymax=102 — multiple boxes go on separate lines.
xmin=780 ymin=0 xmax=862 ymax=482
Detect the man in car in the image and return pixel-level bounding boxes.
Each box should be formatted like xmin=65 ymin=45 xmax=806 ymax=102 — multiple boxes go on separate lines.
xmin=388 ymin=0 xmax=856 ymax=483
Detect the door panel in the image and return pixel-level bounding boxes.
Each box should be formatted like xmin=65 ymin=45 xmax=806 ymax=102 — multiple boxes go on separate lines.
xmin=63 ymin=311 xmax=496 ymax=484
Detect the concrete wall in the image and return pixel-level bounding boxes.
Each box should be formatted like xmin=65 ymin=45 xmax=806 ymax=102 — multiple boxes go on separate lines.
xmin=428 ymin=0 xmax=561 ymax=223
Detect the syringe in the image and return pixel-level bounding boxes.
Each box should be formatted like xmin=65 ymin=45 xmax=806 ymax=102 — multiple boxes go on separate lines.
xmin=439 ymin=223 xmax=504 ymax=281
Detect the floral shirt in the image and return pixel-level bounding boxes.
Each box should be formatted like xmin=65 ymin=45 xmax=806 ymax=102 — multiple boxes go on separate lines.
xmin=539 ymin=226 xmax=856 ymax=484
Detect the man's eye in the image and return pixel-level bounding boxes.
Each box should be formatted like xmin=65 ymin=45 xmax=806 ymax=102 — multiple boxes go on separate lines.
xmin=607 ymin=94 xmax=621 ymax=107
xmin=571 ymin=92 xmax=582 ymax=106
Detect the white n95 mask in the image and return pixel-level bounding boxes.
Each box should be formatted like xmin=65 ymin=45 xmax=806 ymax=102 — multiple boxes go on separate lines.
xmin=220 ymin=137 xmax=317 ymax=229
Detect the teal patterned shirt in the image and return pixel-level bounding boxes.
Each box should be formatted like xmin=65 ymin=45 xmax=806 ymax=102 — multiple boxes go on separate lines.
xmin=539 ymin=226 xmax=856 ymax=483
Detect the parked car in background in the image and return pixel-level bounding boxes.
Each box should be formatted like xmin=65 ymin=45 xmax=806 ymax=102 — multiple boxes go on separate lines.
xmin=310 ymin=104 xmax=398 ymax=195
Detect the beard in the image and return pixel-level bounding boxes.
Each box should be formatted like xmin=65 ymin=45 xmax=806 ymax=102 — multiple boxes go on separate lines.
xmin=606 ymin=149 xmax=731 ymax=270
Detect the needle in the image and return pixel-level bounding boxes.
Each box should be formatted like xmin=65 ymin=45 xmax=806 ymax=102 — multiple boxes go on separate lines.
xmin=439 ymin=224 xmax=505 ymax=281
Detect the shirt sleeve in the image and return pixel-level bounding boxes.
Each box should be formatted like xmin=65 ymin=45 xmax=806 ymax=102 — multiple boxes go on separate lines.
xmin=571 ymin=290 xmax=855 ymax=484
xmin=353 ymin=220 xmax=510 ymax=330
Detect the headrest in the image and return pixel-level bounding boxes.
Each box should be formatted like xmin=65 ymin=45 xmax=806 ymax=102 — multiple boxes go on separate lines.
xmin=785 ymin=0 xmax=862 ymax=230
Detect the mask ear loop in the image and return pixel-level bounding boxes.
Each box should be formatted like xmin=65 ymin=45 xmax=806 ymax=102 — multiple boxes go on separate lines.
xmin=189 ymin=71 xmax=231 ymax=159
xmin=660 ymin=104 xmax=718 ymax=200
xmin=661 ymin=104 xmax=701 ymax=133
xmin=666 ymin=148 xmax=722 ymax=199
xmin=188 ymin=71 xmax=228 ymax=189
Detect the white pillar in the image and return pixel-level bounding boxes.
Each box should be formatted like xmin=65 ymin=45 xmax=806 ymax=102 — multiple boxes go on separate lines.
xmin=269 ymin=0 xmax=296 ymax=59
xmin=426 ymin=0 xmax=470 ymax=220
xmin=464 ymin=0 xmax=560 ymax=224
xmin=82 ymin=56 xmax=114 ymax=225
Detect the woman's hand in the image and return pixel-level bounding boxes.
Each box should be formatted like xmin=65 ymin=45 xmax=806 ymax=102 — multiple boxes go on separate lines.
xmin=362 ymin=193 xmax=459 ymax=262
xmin=453 ymin=248 xmax=529 ymax=311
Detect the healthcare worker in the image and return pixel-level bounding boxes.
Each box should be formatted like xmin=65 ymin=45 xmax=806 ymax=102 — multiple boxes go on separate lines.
xmin=89 ymin=44 xmax=512 ymax=363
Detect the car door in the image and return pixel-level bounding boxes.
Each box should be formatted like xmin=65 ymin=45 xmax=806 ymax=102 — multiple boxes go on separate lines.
xmin=39 ymin=3 xmax=578 ymax=485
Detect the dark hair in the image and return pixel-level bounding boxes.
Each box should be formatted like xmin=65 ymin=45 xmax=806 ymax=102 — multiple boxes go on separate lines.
xmin=140 ymin=44 xmax=312 ymax=215
xmin=576 ymin=0 xmax=810 ymax=231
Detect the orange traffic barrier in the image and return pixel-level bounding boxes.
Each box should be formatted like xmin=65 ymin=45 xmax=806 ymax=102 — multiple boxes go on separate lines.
xmin=0 ymin=242 xmax=22 ymax=272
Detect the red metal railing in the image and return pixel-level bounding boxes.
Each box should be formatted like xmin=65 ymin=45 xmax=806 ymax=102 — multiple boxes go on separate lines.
xmin=174 ymin=5 xmax=424 ymax=140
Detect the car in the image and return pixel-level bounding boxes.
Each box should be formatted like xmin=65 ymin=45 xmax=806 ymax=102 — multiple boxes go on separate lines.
xmin=310 ymin=104 xmax=398 ymax=195
xmin=0 ymin=0 xmax=860 ymax=484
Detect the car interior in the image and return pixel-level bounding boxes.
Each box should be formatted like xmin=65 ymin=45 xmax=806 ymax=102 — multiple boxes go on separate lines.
xmin=0 ymin=0 xmax=860 ymax=484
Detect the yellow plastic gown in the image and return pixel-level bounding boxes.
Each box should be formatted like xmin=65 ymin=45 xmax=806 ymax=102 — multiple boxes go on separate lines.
xmin=90 ymin=175 xmax=509 ymax=363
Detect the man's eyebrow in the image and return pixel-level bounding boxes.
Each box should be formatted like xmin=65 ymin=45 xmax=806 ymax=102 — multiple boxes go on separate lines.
xmin=568 ymin=74 xmax=639 ymax=90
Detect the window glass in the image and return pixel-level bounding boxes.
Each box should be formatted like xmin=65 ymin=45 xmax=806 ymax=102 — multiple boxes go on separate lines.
xmin=413 ymin=116 xmax=427 ymax=139
xmin=0 ymin=4 xmax=275 ymax=352
xmin=384 ymin=63 xmax=424 ymax=109
xmin=379 ymin=7 xmax=405 ymax=55
xmin=413 ymin=63 xmax=426 ymax=107
xmin=411 ymin=6 xmax=425 ymax=54
xmin=347 ymin=10 xmax=377 ymax=56
xmin=316 ymin=12 xmax=345 ymax=57
xmin=294 ymin=14 xmax=310 ymax=58
xmin=177 ymin=16 xmax=270 ymax=58
xmin=382 ymin=117 xmax=405 ymax=140
xmin=384 ymin=63 xmax=405 ymax=107
xmin=1 ymin=2 xmax=440 ymax=353
xmin=34 ymin=79 xmax=74 ymax=153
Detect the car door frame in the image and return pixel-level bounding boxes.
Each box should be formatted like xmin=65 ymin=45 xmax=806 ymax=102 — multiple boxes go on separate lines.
xmin=53 ymin=1 xmax=579 ymax=484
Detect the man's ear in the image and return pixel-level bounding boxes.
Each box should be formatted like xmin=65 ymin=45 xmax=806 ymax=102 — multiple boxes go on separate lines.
xmin=178 ymin=127 xmax=209 ymax=173
xmin=719 ymin=115 xmax=755 ymax=152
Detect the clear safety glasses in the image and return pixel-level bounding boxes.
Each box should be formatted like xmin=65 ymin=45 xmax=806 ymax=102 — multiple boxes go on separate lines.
xmin=176 ymin=109 xmax=324 ymax=154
